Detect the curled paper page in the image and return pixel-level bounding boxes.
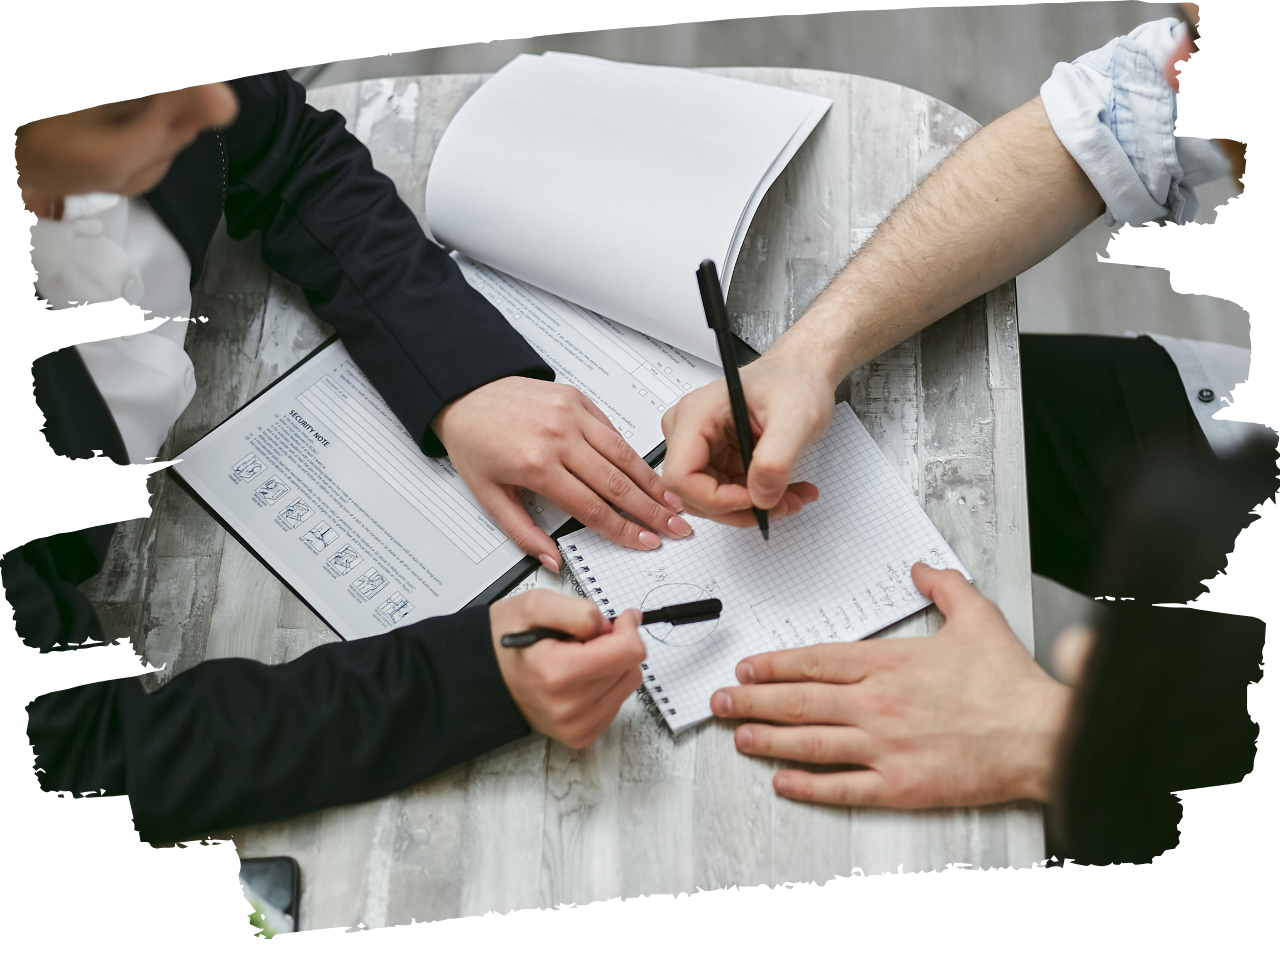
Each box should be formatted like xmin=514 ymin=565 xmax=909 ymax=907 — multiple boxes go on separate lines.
xmin=426 ymin=52 xmax=831 ymax=362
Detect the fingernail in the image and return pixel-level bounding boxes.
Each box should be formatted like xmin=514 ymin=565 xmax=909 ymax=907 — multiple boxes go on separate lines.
xmin=663 ymin=491 xmax=683 ymax=511
xmin=711 ymin=691 xmax=731 ymax=715
xmin=736 ymin=661 xmax=756 ymax=684
xmin=774 ymin=772 xmax=793 ymax=793
xmin=638 ymin=531 xmax=661 ymax=549
xmin=667 ymin=515 xmax=693 ymax=537
xmin=538 ymin=553 xmax=560 ymax=573
xmin=736 ymin=726 xmax=754 ymax=750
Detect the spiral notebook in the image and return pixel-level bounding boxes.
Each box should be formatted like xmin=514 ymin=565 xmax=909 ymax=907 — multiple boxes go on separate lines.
xmin=557 ymin=402 xmax=971 ymax=734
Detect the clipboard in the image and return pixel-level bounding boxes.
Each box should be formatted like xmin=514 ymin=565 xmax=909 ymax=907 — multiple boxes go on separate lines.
xmin=168 ymin=332 xmax=758 ymax=640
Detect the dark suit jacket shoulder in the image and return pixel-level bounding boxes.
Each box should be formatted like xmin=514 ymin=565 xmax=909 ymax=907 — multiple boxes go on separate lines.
xmin=154 ymin=70 xmax=553 ymax=449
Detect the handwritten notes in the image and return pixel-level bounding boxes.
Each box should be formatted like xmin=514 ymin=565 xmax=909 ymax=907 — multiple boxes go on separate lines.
xmin=558 ymin=402 xmax=970 ymax=733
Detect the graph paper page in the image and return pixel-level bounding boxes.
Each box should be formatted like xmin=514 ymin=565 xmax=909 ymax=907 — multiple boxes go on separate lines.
xmin=557 ymin=402 xmax=970 ymax=734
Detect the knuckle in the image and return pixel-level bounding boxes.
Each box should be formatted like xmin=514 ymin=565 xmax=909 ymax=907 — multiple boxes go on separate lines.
xmin=515 ymin=447 xmax=551 ymax=477
xmin=754 ymin=452 xmax=785 ymax=473
xmin=800 ymin=729 xmax=827 ymax=763
xmin=609 ymin=432 xmax=634 ymax=463
xmin=617 ymin=520 xmax=647 ymax=544
xmin=834 ymin=777 xmax=866 ymax=807
xmin=581 ymin=499 xmax=613 ymax=528
xmin=550 ymin=387 xmax=579 ymax=413
xmin=605 ymin=469 xmax=631 ymax=500
xmin=640 ymin=494 xmax=669 ymax=523
xmin=799 ymin=648 xmax=825 ymax=682
xmin=783 ymin=689 xmax=809 ymax=724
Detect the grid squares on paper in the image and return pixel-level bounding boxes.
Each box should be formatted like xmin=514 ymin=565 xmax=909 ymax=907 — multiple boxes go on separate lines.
xmin=558 ymin=402 xmax=969 ymax=733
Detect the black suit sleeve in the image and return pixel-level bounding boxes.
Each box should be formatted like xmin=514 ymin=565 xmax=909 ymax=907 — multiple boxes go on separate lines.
xmin=14 ymin=302 xmax=534 ymax=837
xmin=1 ymin=347 xmax=130 ymax=652
xmin=26 ymin=605 xmax=531 ymax=844
xmin=221 ymin=72 xmax=553 ymax=455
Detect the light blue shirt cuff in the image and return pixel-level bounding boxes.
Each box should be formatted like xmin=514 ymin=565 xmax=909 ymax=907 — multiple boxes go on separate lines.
xmin=1040 ymin=18 xmax=1230 ymax=227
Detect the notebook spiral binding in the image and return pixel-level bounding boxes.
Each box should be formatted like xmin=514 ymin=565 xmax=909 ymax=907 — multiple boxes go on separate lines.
xmin=560 ymin=543 xmax=676 ymax=731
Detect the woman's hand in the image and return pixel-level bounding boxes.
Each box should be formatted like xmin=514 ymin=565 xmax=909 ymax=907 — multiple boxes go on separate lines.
xmin=435 ymin=378 xmax=692 ymax=570
xmin=490 ymin=590 xmax=646 ymax=749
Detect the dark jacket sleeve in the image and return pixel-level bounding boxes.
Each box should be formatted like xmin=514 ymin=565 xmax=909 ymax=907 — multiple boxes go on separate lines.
xmin=1 ymin=347 xmax=130 ymax=651
xmin=27 ymin=605 xmax=530 ymax=844
xmin=15 ymin=331 xmax=532 ymax=839
xmin=221 ymin=72 xmax=553 ymax=455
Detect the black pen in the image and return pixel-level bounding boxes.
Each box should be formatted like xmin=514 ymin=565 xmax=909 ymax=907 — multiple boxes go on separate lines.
xmin=499 ymin=599 xmax=722 ymax=648
xmin=695 ymin=259 xmax=769 ymax=542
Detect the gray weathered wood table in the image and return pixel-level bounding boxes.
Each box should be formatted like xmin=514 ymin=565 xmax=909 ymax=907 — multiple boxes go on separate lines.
xmin=84 ymin=68 xmax=1040 ymax=930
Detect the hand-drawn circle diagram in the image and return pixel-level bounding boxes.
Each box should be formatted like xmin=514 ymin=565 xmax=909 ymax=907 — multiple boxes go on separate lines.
xmin=640 ymin=583 xmax=720 ymax=647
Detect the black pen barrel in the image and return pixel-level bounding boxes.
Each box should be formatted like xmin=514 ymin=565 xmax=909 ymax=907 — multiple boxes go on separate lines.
xmin=696 ymin=260 xmax=770 ymax=542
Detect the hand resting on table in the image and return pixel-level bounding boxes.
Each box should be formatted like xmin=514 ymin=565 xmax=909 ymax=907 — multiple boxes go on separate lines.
xmin=710 ymin=563 xmax=1074 ymax=808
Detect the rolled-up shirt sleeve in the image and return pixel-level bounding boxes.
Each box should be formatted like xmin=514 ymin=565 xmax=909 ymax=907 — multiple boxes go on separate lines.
xmin=1039 ymin=18 xmax=1231 ymax=226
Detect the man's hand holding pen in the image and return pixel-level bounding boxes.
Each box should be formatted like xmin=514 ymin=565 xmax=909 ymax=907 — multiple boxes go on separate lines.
xmin=660 ymin=343 xmax=826 ymax=528
xmin=665 ymin=261 xmax=826 ymax=532
xmin=490 ymin=589 xmax=646 ymax=749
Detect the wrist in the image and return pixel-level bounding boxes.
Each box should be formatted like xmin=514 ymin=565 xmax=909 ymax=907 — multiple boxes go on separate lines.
xmin=431 ymin=383 xmax=492 ymax=451
xmin=431 ymin=402 xmax=456 ymax=449
xmin=1014 ymin=678 xmax=1075 ymax=803
xmin=774 ymin=291 xmax=879 ymax=393
xmin=768 ymin=318 xmax=851 ymax=395
xmin=488 ymin=614 xmax=534 ymax=726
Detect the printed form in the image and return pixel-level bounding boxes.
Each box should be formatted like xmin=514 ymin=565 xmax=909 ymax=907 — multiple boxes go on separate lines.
xmin=172 ymin=262 xmax=721 ymax=640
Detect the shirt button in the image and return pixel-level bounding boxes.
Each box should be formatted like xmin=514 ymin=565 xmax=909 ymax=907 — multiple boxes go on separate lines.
xmin=1197 ymin=387 xmax=1216 ymax=403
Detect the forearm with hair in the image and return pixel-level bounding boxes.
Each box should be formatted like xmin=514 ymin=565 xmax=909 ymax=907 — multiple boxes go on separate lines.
xmin=774 ymin=97 xmax=1105 ymax=387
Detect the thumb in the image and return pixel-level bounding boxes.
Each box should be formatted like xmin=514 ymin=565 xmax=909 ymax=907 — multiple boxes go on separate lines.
xmin=910 ymin=563 xmax=979 ymax=622
xmin=747 ymin=405 xmax=825 ymax=509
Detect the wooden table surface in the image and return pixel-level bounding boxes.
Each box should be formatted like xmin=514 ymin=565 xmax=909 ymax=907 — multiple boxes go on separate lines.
xmin=83 ymin=67 xmax=1041 ymax=931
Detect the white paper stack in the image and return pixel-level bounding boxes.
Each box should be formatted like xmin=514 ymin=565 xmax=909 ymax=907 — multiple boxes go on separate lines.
xmin=426 ymin=52 xmax=832 ymax=362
